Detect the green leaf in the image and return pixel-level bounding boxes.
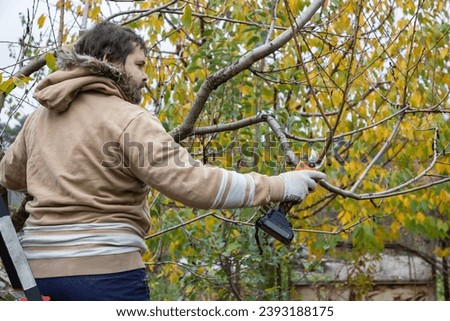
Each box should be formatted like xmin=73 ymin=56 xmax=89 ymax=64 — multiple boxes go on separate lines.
xmin=181 ymin=4 xmax=193 ymax=29
xmin=223 ymin=241 xmax=240 ymax=257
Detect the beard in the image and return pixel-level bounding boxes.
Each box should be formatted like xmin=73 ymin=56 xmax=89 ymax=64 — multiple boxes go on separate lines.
xmin=128 ymin=83 xmax=143 ymax=105
xmin=117 ymin=71 xmax=144 ymax=105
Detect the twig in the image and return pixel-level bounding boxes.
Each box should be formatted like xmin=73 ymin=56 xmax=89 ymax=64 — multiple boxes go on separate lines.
xmin=105 ymin=0 xmax=179 ymax=25
xmin=145 ymin=211 xmax=215 ymax=239
xmin=374 ymin=127 xmax=441 ymax=195
xmin=266 ymin=0 xmax=279 ymax=42
xmin=285 ymin=106 xmax=410 ymax=143
xmin=108 ymin=6 xmax=290 ymax=32
xmin=58 ymin=0 xmax=65 ymax=47
xmin=320 ymin=176 xmax=449 ymax=200
xmin=283 ymin=0 xmax=333 ymax=131
xmin=145 ymin=209 xmax=260 ymax=240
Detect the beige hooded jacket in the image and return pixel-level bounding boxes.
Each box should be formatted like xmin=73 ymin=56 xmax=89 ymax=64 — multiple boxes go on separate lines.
xmin=0 ymin=50 xmax=284 ymax=278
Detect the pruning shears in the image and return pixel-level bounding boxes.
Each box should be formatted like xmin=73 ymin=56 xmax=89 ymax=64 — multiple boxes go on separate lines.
xmin=278 ymin=148 xmax=324 ymax=213
xmin=254 ymin=148 xmax=325 ymax=249
xmin=296 ymin=148 xmax=325 ymax=171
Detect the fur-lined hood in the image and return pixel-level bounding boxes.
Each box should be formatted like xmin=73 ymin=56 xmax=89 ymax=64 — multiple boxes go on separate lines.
xmin=56 ymin=49 xmax=124 ymax=81
xmin=33 ymin=49 xmax=140 ymax=112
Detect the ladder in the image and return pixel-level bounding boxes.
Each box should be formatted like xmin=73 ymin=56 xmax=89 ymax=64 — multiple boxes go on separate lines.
xmin=0 ymin=197 xmax=43 ymax=301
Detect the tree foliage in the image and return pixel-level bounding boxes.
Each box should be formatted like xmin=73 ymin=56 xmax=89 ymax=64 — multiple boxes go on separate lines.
xmin=0 ymin=0 xmax=449 ymax=300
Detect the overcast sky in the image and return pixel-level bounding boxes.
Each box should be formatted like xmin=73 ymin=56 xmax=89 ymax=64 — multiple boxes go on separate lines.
xmin=0 ymin=1 xmax=31 ymax=70
xmin=0 ymin=0 xmax=135 ymax=72
xmin=0 ymin=1 xmax=40 ymax=125
xmin=0 ymin=1 xmax=135 ymax=125
xmin=0 ymin=1 xmax=26 ymax=42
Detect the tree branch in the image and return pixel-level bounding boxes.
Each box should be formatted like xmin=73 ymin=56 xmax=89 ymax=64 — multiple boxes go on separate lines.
xmin=319 ymin=176 xmax=449 ymax=200
xmin=283 ymin=0 xmax=333 ymax=131
xmin=0 ymin=54 xmax=47 ymax=114
xmin=108 ymin=0 xmax=179 ymax=25
xmin=169 ymin=0 xmax=325 ymax=142
xmin=349 ymin=110 xmax=405 ymax=193
xmin=145 ymin=211 xmax=215 ymax=239
xmin=265 ymin=114 xmax=299 ymax=166
xmin=109 ymin=6 xmax=290 ymax=31
xmin=189 ymin=114 xmax=268 ymax=137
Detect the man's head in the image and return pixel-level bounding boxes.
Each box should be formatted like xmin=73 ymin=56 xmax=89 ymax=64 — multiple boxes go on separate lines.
xmin=74 ymin=22 xmax=148 ymax=104
xmin=74 ymin=22 xmax=147 ymax=65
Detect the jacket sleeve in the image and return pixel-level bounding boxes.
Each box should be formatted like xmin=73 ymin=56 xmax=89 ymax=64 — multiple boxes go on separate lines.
xmin=120 ymin=111 xmax=284 ymax=210
xmin=0 ymin=118 xmax=30 ymax=192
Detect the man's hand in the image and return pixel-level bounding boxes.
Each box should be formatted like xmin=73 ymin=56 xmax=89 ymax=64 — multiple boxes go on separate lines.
xmin=279 ymin=170 xmax=327 ymax=203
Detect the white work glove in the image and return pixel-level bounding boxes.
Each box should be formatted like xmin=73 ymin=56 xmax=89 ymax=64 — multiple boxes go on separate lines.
xmin=279 ymin=170 xmax=327 ymax=203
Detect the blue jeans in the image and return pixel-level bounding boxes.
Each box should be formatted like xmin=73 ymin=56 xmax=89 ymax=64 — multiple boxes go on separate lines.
xmin=35 ymin=268 xmax=150 ymax=301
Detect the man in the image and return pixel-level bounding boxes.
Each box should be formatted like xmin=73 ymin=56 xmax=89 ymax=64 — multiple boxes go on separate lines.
xmin=0 ymin=22 xmax=326 ymax=300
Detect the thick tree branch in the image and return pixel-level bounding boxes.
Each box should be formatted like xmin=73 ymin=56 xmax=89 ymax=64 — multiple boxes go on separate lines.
xmin=265 ymin=114 xmax=298 ymax=166
xmin=169 ymin=0 xmax=325 ymax=142
xmin=0 ymin=54 xmax=47 ymax=113
xmin=189 ymin=114 xmax=268 ymax=136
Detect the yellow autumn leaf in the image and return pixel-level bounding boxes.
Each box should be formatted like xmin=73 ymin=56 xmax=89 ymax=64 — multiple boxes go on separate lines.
xmin=416 ymin=212 xmax=426 ymax=223
xmin=397 ymin=212 xmax=406 ymax=224
xmin=406 ymin=1 xmax=416 ymax=12
xmin=391 ymin=221 xmax=402 ymax=235
xmin=338 ymin=210 xmax=352 ymax=225
xmin=403 ymin=125 xmax=414 ymax=140
xmin=139 ymin=1 xmax=150 ymax=9
xmin=45 ymin=52 xmax=57 ymax=71
xmin=241 ymin=85 xmax=252 ymax=96
xmin=231 ymin=229 xmax=241 ymax=238
xmin=141 ymin=250 xmax=152 ymax=262
xmin=439 ymin=189 xmax=449 ymax=201
xmin=339 ymin=231 xmax=349 ymax=240
xmin=169 ymin=240 xmax=180 ymax=255
xmin=410 ymin=91 xmax=422 ymax=107
xmin=287 ymin=0 xmax=302 ymax=14
xmin=167 ymin=266 xmax=182 ymax=283
xmin=397 ymin=19 xmax=409 ymax=30
xmin=89 ymin=6 xmax=101 ymax=21
xmin=434 ymin=247 xmax=450 ymax=258
xmin=37 ymin=14 xmax=46 ymax=28
xmin=205 ymin=216 xmax=216 ymax=232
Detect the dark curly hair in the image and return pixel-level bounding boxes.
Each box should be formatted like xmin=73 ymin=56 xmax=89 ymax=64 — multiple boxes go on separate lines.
xmin=74 ymin=22 xmax=147 ymax=65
